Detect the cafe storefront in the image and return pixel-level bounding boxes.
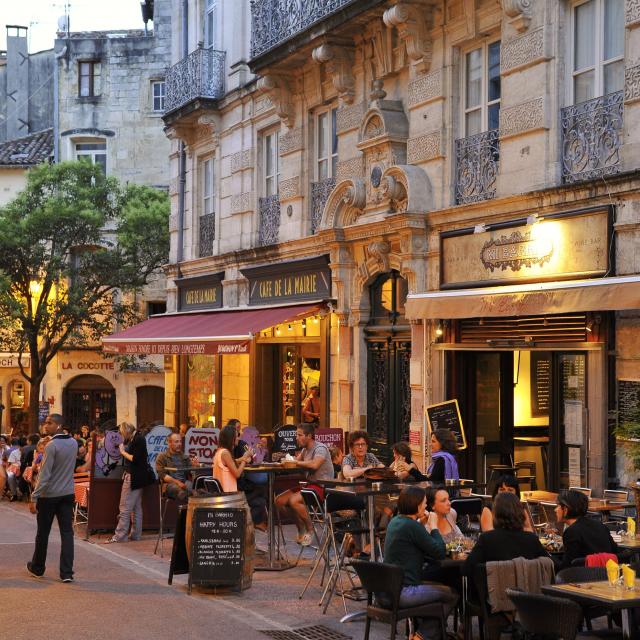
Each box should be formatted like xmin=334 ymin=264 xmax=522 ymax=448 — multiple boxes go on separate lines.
xmin=102 ymin=256 xmax=333 ymax=434
xmin=406 ymin=205 xmax=640 ymax=494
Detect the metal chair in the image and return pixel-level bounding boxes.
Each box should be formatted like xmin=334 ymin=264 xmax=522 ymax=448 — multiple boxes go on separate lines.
xmin=203 ymin=477 xmax=222 ymax=494
xmin=154 ymin=480 xmax=173 ymax=558
xmin=483 ymin=441 xmax=515 ymax=490
xmin=351 ymin=560 xmax=448 ymax=640
xmin=506 ymin=588 xmax=583 ymax=640
xmin=540 ymin=501 xmax=561 ymax=532
xmin=72 ymin=471 xmax=90 ymax=531
xmin=515 ymin=460 xmax=538 ymax=491
xmin=603 ymin=489 xmax=632 ymax=523
xmin=570 ymin=486 xmax=593 ymax=498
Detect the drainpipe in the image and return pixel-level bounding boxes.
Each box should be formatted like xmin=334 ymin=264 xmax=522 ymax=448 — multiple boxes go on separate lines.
xmin=53 ymin=44 xmax=68 ymax=163
xmin=176 ymin=0 xmax=189 ymax=267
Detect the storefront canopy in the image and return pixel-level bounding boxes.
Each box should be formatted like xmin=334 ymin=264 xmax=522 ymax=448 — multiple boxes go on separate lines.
xmin=102 ymin=302 xmax=325 ymax=355
xmin=405 ymin=275 xmax=640 ymax=320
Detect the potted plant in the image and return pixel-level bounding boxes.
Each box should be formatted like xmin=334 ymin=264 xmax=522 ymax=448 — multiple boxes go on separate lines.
xmin=614 ymin=410 xmax=640 ymax=526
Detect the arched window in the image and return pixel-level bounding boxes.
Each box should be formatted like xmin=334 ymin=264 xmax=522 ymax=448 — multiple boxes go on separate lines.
xmin=368 ymin=270 xmax=408 ymax=326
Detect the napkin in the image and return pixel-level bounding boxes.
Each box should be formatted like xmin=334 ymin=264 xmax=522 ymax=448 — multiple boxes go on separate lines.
xmin=622 ymin=564 xmax=636 ymax=588
xmin=606 ymin=558 xmax=620 ymax=585
xmin=627 ymin=517 xmax=636 ymax=537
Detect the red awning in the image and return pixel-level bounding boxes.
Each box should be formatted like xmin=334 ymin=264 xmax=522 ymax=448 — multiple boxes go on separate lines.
xmin=102 ymin=302 xmax=325 ymax=355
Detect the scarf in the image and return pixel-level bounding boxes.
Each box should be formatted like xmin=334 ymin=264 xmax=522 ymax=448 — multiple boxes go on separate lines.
xmin=428 ymin=450 xmax=459 ymax=480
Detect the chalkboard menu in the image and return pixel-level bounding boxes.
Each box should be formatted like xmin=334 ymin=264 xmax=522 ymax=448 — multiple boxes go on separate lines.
xmin=189 ymin=507 xmax=245 ymax=592
xmin=618 ymin=379 xmax=640 ymax=428
xmin=273 ymin=424 xmax=298 ymax=453
xmin=426 ymin=400 xmax=467 ymax=450
xmin=561 ymin=355 xmax=586 ymax=401
xmin=530 ymin=352 xmax=551 ymax=417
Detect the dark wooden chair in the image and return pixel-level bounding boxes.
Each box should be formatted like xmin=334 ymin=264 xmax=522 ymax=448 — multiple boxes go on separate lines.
xmin=351 ymin=560 xmax=448 ymax=640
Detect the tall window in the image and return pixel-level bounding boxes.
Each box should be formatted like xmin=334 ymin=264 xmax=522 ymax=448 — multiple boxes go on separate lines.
xmin=76 ymin=142 xmax=107 ymax=173
xmin=264 ymin=131 xmax=279 ymax=197
xmin=152 ymin=81 xmax=166 ymax=112
xmin=201 ymin=157 xmax=215 ymax=216
xmin=316 ymin=108 xmax=338 ymax=180
xmin=572 ymin=0 xmax=624 ymax=104
xmin=78 ymin=61 xmax=101 ymax=97
xmin=463 ymin=41 xmax=501 ymax=136
xmin=204 ymin=0 xmax=218 ymax=49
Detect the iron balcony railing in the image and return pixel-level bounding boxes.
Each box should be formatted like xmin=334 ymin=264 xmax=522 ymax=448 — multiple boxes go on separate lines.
xmin=561 ymin=90 xmax=624 ymax=184
xmin=164 ymin=46 xmax=226 ymax=114
xmin=198 ymin=213 xmax=216 ymax=258
xmin=310 ymin=177 xmax=336 ymax=234
xmin=258 ymin=194 xmax=281 ymax=246
xmin=250 ymin=0 xmax=359 ymax=58
xmin=455 ymin=129 xmax=500 ymax=205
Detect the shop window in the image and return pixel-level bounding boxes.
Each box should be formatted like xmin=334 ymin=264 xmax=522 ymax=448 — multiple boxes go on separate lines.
xmin=221 ymin=354 xmax=249 ymax=426
xmin=75 ymin=141 xmax=107 ymax=174
xmin=152 ymin=80 xmax=166 ymax=112
xmin=78 ymin=61 xmax=101 ymax=97
xmin=316 ymin=107 xmax=338 ymax=180
xmin=571 ymin=0 xmax=623 ymax=103
xmin=463 ymin=40 xmax=501 ymax=136
xmin=186 ymin=355 xmax=217 ymax=427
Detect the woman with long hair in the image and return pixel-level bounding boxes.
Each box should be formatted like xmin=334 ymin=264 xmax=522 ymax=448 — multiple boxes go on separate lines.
xmin=106 ymin=422 xmax=153 ymax=543
xmin=426 ymin=429 xmax=459 ymax=482
xmin=480 ymin=474 xmax=534 ymax=532
xmin=213 ymin=425 xmax=267 ymax=531
xmin=425 ymin=486 xmax=462 ymax=542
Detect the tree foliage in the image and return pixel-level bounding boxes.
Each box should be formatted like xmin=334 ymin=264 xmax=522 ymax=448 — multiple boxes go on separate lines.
xmin=0 ymin=161 xmax=169 ymax=426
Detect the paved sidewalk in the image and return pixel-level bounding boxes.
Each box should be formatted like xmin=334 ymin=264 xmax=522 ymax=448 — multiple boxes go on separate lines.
xmin=0 ymin=501 xmax=389 ymax=640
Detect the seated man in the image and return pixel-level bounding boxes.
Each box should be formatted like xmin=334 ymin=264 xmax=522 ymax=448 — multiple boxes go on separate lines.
xmin=275 ymin=423 xmax=334 ymax=546
xmin=156 ymin=433 xmax=198 ymax=501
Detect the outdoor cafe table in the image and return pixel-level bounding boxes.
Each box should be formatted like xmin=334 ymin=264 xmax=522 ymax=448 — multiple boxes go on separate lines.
xmin=523 ymin=491 xmax=635 ymax=520
xmin=542 ymin=580 xmax=640 ymax=639
xmin=244 ymin=463 xmax=306 ymax=571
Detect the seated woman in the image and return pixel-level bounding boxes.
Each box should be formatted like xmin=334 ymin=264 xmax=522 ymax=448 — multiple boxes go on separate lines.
xmin=463 ymin=492 xmax=549 ymax=578
xmin=213 ymin=425 xmax=268 ymax=532
xmin=389 ymin=441 xmax=422 ymax=481
xmin=341 ymin=430 xmax=384 ymax=479
xmin=556 ymin=489 xmax=618 ymax=568
xmin=480 ymin=475 xmax=535 ymax=533
xmin=425 ymin=486 xmax=462 ymax=543
xmin=426 ymin=429 xmax=459 ymax=483
xmin=23 ymin=440 xmax=46 ymax=487
xmin=384 ymin=486 xmax=458 ymax=640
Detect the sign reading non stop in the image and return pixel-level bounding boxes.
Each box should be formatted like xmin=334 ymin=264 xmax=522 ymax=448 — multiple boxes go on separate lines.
xmin=185 ymin=427 xmax=220 ymax=465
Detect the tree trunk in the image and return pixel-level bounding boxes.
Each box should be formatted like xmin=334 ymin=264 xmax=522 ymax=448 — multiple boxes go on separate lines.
xmin=28 ymin=379 xmax=42 ymax=434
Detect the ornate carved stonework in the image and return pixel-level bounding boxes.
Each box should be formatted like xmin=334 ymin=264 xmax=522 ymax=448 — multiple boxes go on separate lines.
xmin=625 ymin=63 xmax=640 ymax=103
xmin=499 ymin=97 xmax=546 ymax=138
xmin=279 ymin=127 xmax=304 ymax=156
xmin=165 ymin=113 xmax=220 ymax=147
xmin=383 ymin=2 xmax=432 ymax=73
xmin=367 ymin=240 xmax=391 ymax=272
xmin=257 ymin=74 xmax=295 ymax=128
xmin=626 ymin=0 xmax=640 ymax=27
xmin=336 ymin=156 xmax=365 ymax=181
xmin=230 ymin=192 xmax=253 ymax=214
xmin=501 ymin=0 xmax=532 ymax=32
xmin=230 ymin=148 xmax=253 ymax=173
xmin=501 ymin=27 xmax=547 ymax=75
xmin=312 ymin=43 xmax=355 ymax=105
xmin=279 ymin=176 xmax=301 ymax=201
xmin=255 ymin=95 xmax=273 ymax=113
xmin=407 ymin=131 xmax=442 ymax=163
xmin=407 ymin=70 xmax=443 ymax=108
xmin=337 ymin=102 xmax=366 ymax=134
xmin=320 ymin=179 xmax=367 ymax=229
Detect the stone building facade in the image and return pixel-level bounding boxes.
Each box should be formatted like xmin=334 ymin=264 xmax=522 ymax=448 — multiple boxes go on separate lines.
xmin=114 ymin=0 xmax=640 ymax=493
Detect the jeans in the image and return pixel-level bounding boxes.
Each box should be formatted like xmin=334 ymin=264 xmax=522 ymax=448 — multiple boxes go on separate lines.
xmin=114 ymin=474 xmax=143 ymax=541
xmin=31 ymin=494 xmax=75 ymax=579
xmin=7 ymin=471 xmax=19 ymax=496
xmin=164 ymin=480 xmax=192 ymax=502
xmin=394 ymin=583 xmax=458 ymax=640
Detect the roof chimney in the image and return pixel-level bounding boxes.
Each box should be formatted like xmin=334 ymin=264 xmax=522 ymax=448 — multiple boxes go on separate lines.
xmin=6 ymin=26 xmax=29 ymax=139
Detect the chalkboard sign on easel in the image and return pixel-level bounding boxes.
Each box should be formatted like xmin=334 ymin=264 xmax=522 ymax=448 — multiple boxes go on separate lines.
xmin=426 ymin=400 xmax=467 ymax=450
xmin=273 ymin=424 xmax=297 ymax=454
xmin=167 ymin=505 xmax=245 ymax=594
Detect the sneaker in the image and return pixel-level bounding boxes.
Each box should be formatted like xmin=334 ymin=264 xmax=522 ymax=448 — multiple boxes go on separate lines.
xmin=103 ymin=536 xmax=122 ymax=544
xmin=298 ymin=532 xmax=313 ymax=547
xmin=61 ymin=576 xmax=74 ymax=583
xmin=26 ymin=562 xmax=44 ymax=578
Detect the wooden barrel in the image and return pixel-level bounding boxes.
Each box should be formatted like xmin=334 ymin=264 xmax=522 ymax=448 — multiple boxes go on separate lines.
xmin=186 ymin=492 xmax=255 ymax=590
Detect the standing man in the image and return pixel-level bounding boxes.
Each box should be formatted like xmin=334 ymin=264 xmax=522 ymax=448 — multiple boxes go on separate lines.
xmin=27 ymin=414 xmax=78 ymax=582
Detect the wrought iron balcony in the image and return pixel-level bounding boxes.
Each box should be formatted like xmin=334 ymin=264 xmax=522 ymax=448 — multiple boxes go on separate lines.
xmin=164 ymin=47 xmax=226 ymax=114
xmin=455 ymin=129 xmax=500 ymax=205
xmin=310 ymin=177 xmax=336 ymax=234
xmin=198 ymin=213 xmax=216 ymax=258
xmin=258 ymin=195 xmax=281 ymax=246
xmin=250 ymin=0 xmax=360 ymax=59
xmin=561 ymin=90 xmax=623 ymax=184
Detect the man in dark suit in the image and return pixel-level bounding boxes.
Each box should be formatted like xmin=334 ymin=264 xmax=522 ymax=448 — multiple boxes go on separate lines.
xmin=556 ymin=489 xmax=618 ymax=568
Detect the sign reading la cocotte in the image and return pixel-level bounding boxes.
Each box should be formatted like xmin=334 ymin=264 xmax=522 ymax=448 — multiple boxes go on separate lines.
xmin=440 ymin=209 xmax=609 ymax=288
xmin=241 ymin=255 xmax=331 ymax=305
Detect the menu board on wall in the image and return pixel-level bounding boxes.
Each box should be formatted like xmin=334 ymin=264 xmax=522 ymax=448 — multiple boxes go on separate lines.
xmin=530 ymin=352 xmax=551 ymax=417
xmin=562 ymin=356 xmax=586 ymax=401
xmin=618 ymin=379 xmax=640 ymax=428
xmin=425 ymin=400 xmax=467 ymax=450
